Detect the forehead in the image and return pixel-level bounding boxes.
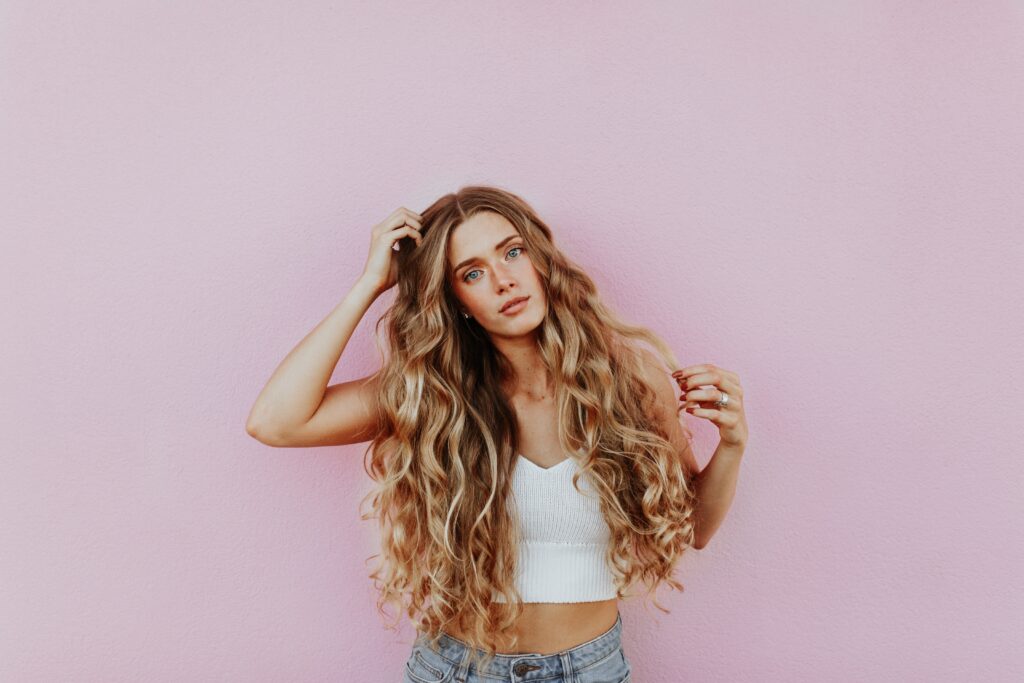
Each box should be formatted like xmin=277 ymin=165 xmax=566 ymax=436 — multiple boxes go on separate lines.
xmin=447 ymin=211 xmax=519 ymax=265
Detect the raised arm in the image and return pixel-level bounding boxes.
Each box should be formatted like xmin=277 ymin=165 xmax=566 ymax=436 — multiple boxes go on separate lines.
xmin=245 ymin=278 xmax=382 ymax=447
xmin=245 ymin=207 xmax=424 ymax=447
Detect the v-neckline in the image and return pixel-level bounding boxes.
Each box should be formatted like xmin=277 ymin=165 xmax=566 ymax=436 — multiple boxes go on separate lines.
xmin=517 ymin=454 xmax=572 ymax=472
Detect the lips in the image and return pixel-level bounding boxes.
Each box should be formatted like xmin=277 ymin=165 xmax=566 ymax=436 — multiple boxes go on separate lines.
xmin=500 ymin=295 xmax=530 ymax=313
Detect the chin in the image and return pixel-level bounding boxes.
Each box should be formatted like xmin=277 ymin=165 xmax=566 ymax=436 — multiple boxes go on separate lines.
xmin=520 ymin=306 xmax=545 ymax=330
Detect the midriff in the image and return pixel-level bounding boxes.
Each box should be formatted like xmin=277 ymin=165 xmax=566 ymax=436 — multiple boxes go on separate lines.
xmin=442 ymin=599 xmax=619 ymax=655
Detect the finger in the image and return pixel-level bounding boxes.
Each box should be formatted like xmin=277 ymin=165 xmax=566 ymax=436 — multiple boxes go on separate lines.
xmin=684 ymin=398 xmax=738 ymax=413
xmin=680 ymin=388 xmax=736 ymax=406
xmin=672 ymin=367 xmax=725 ymax=390
xmin=393 ymin=210 xmax=422 ymax=230
xmin=672 ymin=364 xmax=712 ymax=379
xmin=387 ymin=225 xmax=423 ymax=248
xmin=674 ymin=369 xmax=743 ymax=405
xmin=674 ymin=364 xmax=741 ymax=385
xmin=675 ymin=370 xmax=727 ymax=391
xmin=400 ymin=225 xmax=423 ymax=245
xmin=687 ymin=407 xmax=737 ymax=424
xmin=375 ymin=212 xmax=422 ymax=237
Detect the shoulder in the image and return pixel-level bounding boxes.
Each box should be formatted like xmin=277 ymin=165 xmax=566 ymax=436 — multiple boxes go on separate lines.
xmin=633 ymin=347 xmax=678 ymax=418
xmin=633 ymin=347 xmax=700 ymax=479
xmin=634 ymin=347 xmax=673 ymax=397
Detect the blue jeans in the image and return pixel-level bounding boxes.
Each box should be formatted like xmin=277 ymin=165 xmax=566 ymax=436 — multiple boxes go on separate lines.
xmin=402 ymin=611 xmax=631 ymax=683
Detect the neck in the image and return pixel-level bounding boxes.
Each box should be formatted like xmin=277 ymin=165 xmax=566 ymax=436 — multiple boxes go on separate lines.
xmin=496 ymin=345 xmax=552 ymax=402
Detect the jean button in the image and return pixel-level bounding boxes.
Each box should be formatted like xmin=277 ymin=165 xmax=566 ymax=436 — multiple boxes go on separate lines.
xmin=513 ymin=661 xmax=540 ymax=676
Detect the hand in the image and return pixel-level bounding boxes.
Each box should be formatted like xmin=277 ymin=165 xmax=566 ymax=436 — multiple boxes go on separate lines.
xmin=673 ymin=364 xmax=748 ymax=450
xmin=359 ymin=207 xmax=423 ymax=295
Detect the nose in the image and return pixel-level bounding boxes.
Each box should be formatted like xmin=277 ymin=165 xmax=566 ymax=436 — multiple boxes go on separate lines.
xmin=493 ymin=263 xmax=517 ymax=291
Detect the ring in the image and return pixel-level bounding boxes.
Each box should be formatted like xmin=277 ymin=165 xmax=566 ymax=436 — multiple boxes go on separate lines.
xmin=714 ymin=391 xmax=730 ymax=408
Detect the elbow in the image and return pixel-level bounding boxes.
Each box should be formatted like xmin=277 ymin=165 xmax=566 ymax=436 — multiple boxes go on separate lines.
xmin=245 ymin=416 xmax=263 ymax=439
xmin=245 ymin=419 xmax=281 ymax=446
xmin=692 ymin=526 xmax=708 ymax=550
xmin=245 ymin=405 xmax=280 ymax=445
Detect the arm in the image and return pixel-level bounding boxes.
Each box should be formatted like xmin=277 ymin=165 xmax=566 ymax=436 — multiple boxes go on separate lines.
xmin=690 ymin=443 xmax=744 ymax=549
xmin=638 ymin=349 xmax=744 ymax=549
xmin=245 ymin=276 xmax=383 ymax=447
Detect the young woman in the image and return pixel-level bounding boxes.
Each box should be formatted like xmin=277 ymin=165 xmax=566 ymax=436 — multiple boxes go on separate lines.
xmin=246 ymin=186 xmax=748 ymax=682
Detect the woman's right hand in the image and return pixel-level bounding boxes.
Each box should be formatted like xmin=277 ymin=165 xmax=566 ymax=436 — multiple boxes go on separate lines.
xmin=359 ymin=207 xmax=423 ymax=295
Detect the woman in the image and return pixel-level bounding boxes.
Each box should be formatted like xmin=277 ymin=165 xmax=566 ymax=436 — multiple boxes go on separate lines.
xmin=246 ymin=186 xmax=748 ymax=682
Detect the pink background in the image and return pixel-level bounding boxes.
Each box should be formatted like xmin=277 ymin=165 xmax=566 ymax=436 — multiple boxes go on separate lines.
xmin=2 ymin=1 xmax=1022 ymax=681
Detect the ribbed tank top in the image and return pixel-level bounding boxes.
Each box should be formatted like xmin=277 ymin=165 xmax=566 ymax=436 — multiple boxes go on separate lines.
xmin=492 ymin=451 xmax=618 ymax=603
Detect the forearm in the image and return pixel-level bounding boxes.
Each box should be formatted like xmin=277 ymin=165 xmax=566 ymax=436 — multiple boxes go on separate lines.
xmin=246 ymin=276 xmax=381 ymax=434
xmin=692 ymin=442 xmax=745 ymax=548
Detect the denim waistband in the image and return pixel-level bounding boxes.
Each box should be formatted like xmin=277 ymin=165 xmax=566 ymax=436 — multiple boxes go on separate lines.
xmin=420 ymin=611 xmax=623 ymax=681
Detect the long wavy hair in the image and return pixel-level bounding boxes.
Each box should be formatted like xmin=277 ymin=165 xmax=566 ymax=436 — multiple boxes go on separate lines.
xmin=357 ymin=185 xmax=698 ymax=671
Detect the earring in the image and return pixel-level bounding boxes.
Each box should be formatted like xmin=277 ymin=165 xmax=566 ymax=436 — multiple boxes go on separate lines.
xmin=462 ymin=312 xmax=471 ymax=319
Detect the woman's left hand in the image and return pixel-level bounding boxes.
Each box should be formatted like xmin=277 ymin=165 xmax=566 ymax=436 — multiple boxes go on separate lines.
xmin=673 ymin=364 xmax=748 ymax=450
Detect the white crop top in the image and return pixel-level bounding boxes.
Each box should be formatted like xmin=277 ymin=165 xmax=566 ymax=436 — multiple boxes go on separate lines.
xmin=492 ymin=452 xmax=618 ymax=603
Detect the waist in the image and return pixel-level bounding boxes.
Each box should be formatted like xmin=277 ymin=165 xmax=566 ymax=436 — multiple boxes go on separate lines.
xmin=442 ymin=600 xmax=620 ymax=655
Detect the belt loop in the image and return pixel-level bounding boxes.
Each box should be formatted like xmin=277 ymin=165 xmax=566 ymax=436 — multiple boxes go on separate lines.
xmin=454 ymin=641 xmax=473 ymax=682
xmin=559 ymin=651 xmax=575 ymax=683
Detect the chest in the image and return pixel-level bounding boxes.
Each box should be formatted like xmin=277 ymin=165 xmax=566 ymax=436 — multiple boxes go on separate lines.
xmin=506 ymin=397 xmax=607 ymax=542
xmin=511 ymin=397 xmax=567 ymax=469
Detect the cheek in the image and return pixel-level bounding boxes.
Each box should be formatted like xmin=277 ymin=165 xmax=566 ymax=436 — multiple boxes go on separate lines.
xmin=452 ymin=287 xmax=473 ymax=311
xmin=526 ymin=264 xmax=545 ymax=296
xmin=462 ymin=289 xmax=489 ymax=313
xmin=523 ymin=259 xmax=542 ymax=283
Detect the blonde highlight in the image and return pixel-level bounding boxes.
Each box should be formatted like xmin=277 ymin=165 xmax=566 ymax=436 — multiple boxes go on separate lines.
xmin=356 ymin=185 xmax=697 ymax=672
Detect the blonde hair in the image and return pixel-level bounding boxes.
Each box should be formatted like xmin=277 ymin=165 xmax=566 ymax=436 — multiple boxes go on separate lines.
xmin=358 ymin=185 xmax=697 ymax=672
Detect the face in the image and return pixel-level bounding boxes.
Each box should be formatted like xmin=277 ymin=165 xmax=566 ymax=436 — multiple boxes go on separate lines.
xmin=447 ymin=211 xmax=547 ymax=338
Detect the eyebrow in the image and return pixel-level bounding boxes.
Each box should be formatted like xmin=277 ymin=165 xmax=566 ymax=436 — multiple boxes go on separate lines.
xmin=452 ymin=234 xmax=521 ymax=274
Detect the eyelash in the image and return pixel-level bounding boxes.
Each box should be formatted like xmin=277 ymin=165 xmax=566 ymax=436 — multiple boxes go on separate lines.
xmin=462 ymin=246 xmax=525 ymax=283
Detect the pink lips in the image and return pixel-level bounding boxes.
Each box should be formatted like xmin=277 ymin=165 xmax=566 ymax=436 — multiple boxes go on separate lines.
xmin=500 ymin=295 xmax=530 ymax=314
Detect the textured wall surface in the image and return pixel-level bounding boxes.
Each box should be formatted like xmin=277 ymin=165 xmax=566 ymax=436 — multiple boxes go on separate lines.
xmin=2 ymin=1 xmax=1022 ymax=681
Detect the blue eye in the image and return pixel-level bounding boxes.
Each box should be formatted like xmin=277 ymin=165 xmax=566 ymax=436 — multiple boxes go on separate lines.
xmin=463 ymin=246 xmax=524 ymax=282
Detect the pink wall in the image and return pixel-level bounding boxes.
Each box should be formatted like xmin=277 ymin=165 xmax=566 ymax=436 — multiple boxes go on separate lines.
xmin=2 ymin=1 xmax=1021 ymax=681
